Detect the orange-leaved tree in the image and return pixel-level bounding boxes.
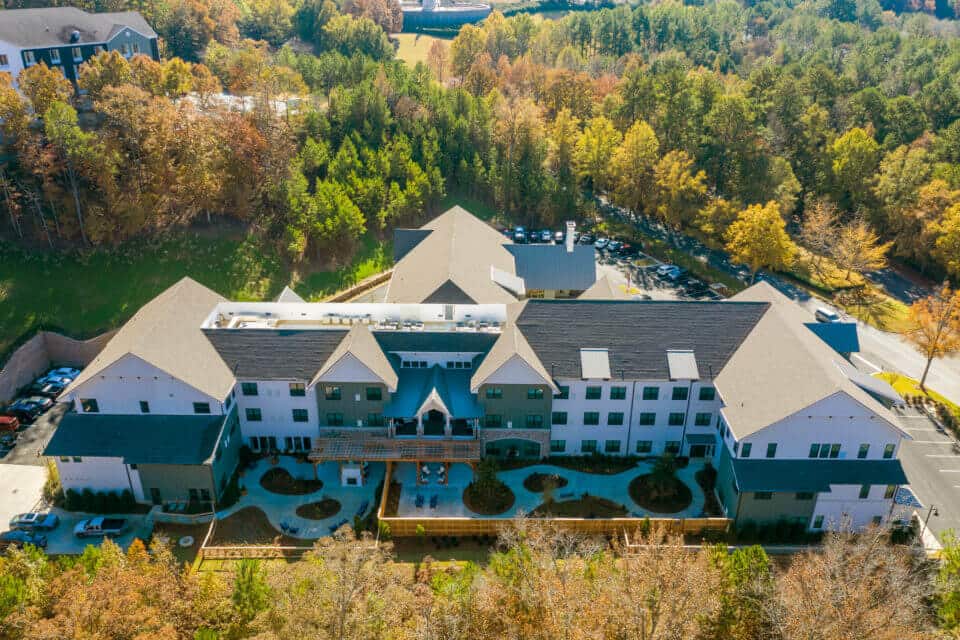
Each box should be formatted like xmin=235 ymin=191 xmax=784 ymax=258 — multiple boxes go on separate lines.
xmin=903 ymin=284 xmax=960 ymax=391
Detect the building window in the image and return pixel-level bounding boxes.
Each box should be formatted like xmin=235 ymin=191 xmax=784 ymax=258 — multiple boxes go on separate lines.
xmin=668 ymin=412 xmax=685 ymax=426
xmin=326 ymin=412 xmax=344 ymax=426
xmin=366 ymin=387 xmax=382 ymax=401
xmin=694 ymin=412 xmax=711 ymax=426
xmin=526 ymin=414 xmax=544 ymax=428
xmin=132 ymin=42 xmax=141 ymax=54
xmin=809 ymin=443 xmax=819 ymax=458
xmin=766 ymin=443 xmax=777 ymax=458
xmin=610 ymin=386 xmax=627 ymax=400
xmin=552 ymin=411 xmax=568 ymax=425
xmin=289 ymin=382 xmax=305 ymax=397
xmin=71 ymin=47 xmax=82 ymax=61
xmin=72 ymin=456 xmax=82 ymax=463
xmin=325 ymin=386 xmax=341 ymax=401
xmin=80 ymin=398 xmax=99 ymax=413
xmin=49 ymin=49 xmax=61 ymax=64
xmin=604 ymin=439 xmax=621 ymax=453
xmin=527 ymin=388 xmax=544 ymax=400
xmin=484 ymin=415 xmax=502 ymax=428
xmin=636 ymin=440 xmax=653 ymax=454
xmin=859 ymin=484 xmax=871 ymax=499
xmin=884 ymin=484 xmax=896 ymax=499
xmin=193 ymin=402 xmax=211 ymax=414
xmin=585 ymin=386 xmax=601 ymax=400
xmin=665 ymin=441 xmax=681 ymax=454
xmin=858 ymin=443 xmax=870 ymax=459
xmin=813 ymin=515 xmax=824 ymax=529
xmin=638 ymin=412 xmax=656 ymax=426
xmin=580 ymin=439 xmax=597 ymax=453
xmin=642 ymin=386 xmax=659 ymax=401
xmin=23 ymin=51 xmax=35 ymax=65
xmin=241 ymin=382 xmax=258 ymax=396
xmin=754 ymin=492 xmax=773 ymax=500
xmin=367 ymin=413 xmax=385 ymax=427
xmin=872 ymin=515 xmax=883 ymax=526
xmin=607 ymin=412 xmax=624 ymax=426
xmin=485 ymin=387 xmax=502 ymax=400
xmin=550 ymin=439 xmax=566 ymax=453
xmin=672 ymin=386 xmax=689 ymax=401
xmin=120 ymin=43 xmax=132 ymax=56
xmin=292 ymin=409 xmax=308 ymax=423
xmin=554 ymin=386 xmax=569 ymax=400
xmin=741 ymin=442 xmax=752 ymax=458
xmin=139 ymin=401 xmax=150 ymax=414
xmin=245 ymin=408 xmax=262 ymax=422
xmin=0 ymin=54 xmax=8 ymax=66
xmin=795 ymin=492 xmax=814 ymax=500
xmin=59 ymin=456 xmax=69 ymax=462
xmin=699 ymin=387 xmax=716 ymax=401
xmin=883 ymin=443 xmax=895 ymax=459
xmin=583 ymin=411 xmax=600 ymax=426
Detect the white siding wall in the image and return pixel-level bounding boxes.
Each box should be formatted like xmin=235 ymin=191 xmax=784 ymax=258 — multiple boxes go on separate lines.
xmin=67 ymin=354 xmax=224 ymax=416
xmin=0 ymin=41 xmax=25 ymax=87
xmin=235 ymin=380 xmax=317 ymax=447
xmin=56 ymin=456 xmax=135 ymax=494
xmin=811 ymin=484 xmax=896 ymax=530
xmin=727 ymin=392 xmax=903 ymax=461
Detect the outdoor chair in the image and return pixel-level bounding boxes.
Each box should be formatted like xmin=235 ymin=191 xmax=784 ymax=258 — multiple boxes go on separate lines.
xmin=430 ymin=495 xmax=438 ymax=509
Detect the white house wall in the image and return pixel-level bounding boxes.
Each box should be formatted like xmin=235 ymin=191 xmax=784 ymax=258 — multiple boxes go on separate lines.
xmin=236 ymin=380 xmax=317 ymax=446
xmin=483 ymin=356 xmax=549 ymax=387
xmin=56 ymin=456 xmax=135 ymax=494
xmin=0 ymin=41 xmax=25 ymax=87
xmin=66 ymin=354 xmax=224 ymax=415
xmin=728 ymin=392 xmax=902 ymax=461
xmin=811 ymin=484 xmax=897 ymax=530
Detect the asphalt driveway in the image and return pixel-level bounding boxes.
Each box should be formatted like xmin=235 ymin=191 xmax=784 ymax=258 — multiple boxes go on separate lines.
xmin=1 ymin=402 xmax=68 ymax=466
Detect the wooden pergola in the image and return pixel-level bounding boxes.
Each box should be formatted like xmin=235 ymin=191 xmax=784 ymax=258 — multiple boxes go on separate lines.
xmin=308 ymin=435 xmax=481 ymax=462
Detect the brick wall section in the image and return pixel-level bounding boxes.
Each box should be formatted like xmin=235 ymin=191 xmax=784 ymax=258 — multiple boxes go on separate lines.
xmin=0 ymin=330 xmax=115 ymax=403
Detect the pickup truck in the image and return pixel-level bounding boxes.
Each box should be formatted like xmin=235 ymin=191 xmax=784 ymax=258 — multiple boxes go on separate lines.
xmin=9 ymin=512 xmax=59 ymax=532
xmin=73 ymin=517 xmax=127 ymax=538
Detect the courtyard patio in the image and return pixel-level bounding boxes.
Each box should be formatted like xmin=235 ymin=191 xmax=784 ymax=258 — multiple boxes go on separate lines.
xmin=217 ymin=457 xmax=386 ymax=539
xmin=390 ymin=459 xmax=708 ymax=520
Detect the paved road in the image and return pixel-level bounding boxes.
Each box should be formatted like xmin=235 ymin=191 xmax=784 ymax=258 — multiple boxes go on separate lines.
xmin=597 ymin=199 xmax=960 ymax=405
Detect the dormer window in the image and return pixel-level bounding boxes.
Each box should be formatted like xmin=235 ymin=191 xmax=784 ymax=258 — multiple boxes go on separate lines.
xmin=72 ymin=47 xmax=82 ymax=61
xmin=49 ymin=49 xmax=60 ymax=64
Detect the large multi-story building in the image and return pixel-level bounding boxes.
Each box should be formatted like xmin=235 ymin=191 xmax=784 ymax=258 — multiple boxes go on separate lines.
xmin=0 ymin=8 xmax=159 ymax=87
xmin=45 ymin=209 xmax=910 ymax=530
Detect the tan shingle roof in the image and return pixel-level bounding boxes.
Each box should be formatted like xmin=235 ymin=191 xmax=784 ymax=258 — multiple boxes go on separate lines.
xmin=385 ymin=206 xmax=518 ymax=303
xmin=578 ymin=274 xmax=630 ymax=300
xmin=470 ymin=323 xmax=557 ymax=392
xmin=67 ymin=278 xmax=233 ymax=400
xmin=312 ymin=324 xmax=398 ymax=391
xmin=718 ymin=282 xmax=904 ymax=438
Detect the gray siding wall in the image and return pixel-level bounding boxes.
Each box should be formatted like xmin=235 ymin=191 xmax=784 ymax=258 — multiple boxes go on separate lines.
xmin=716 ymin=445 xmax=740 ymax=518
xmin=736 ymin=492 xmax=816 ymax=526
xmin=138 ymin=464 xmax=214 ymax=504
xmin=477 ymin=383 xmax=551 ymax=429
xmin=315 ymin=382 xmax=387 ymax=426
xmin=211 ymin=410 xmax=242 ymax=498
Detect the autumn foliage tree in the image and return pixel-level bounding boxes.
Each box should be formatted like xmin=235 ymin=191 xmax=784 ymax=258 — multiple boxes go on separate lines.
xmin=725 ymin=201 xmax=797 ymax=283
xmin=903 ymin=285 xmax=960 ymax=390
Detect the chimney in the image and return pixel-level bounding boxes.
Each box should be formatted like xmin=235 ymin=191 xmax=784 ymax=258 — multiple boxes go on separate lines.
xmin=565 ymin=221 xmax=575 ymax=253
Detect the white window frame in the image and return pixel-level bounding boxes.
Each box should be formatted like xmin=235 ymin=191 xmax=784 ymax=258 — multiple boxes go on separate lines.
xmin=49 ymin=49 xmax=61 ymax=64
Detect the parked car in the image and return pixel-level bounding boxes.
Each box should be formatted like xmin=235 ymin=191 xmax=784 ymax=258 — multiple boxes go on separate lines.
xmin=0 ymin=415 xmax=18 ymax=432
xmin=0 ymin=433 xmax=16 ymax=448
xmin=38 ymin=382 xmax=65 ymax=398
xmin=0 ymin=530 xmax=47 ymax=549
xmin=513 ymin=226 xmax=526 ymax=243
xmin=527 ymin=230 xmax=540 ymax=243
xmin=578 ymin=233 xmax=594 ymax=244
xmin=554 ymin=230 xmax=564 ymax=243
xmin=24 ymin=396 xmax=53 ymax=412
xmin=594 ymin=238 xmax=609 ymax=250
xmin=9 ymin=512 xmax=59 ymax=532
xmin=815 ymin=307 xmax=841 ymax=323
xmin=655 ymin=264 xmax=678 ymax=277
xmin=607 ymin=240 xmax=621 ymax=252
xmin=4 ymin=399 xmax=42 ymax=423
xmin=42 ymin=367 xmax=79 ymax=383
xmin=539 ymin=229 xmax=552 ymax=242
xmin=74 ymin=517 xmax=127 ymax=538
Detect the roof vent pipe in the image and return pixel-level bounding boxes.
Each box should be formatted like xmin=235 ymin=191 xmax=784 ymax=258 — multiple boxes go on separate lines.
xmin=565 ymin=221 xmax=575 ymax=253
xmin=69 ymin=30 xmax=81 ymax=43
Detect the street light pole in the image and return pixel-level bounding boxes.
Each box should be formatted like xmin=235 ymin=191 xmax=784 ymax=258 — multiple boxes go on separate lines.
xmin=920 ymin=504 xmax=938 ymax=542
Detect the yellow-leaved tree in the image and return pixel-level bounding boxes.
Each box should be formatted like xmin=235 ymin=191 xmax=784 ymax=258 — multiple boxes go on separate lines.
xmin=724 ymin=200 xmax=797 ymax=284
xmin=903 ymin=285 xmax=960 ymax=391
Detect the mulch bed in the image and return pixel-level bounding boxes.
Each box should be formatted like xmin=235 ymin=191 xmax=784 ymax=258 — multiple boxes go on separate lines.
xmin=209 ymin=507 xmax=303 ymax=545
xmin=523 ymin=472 xmax=569 ymax=493
xmin=546 ymin=456 xmax=638 ymax=475
xmin=463 ymin=482 xmax=516 ymax=516
xmin=628 ymin=474 xmax=693 ymax=514
xmin=295 ymin=498 xmax=342 ymax=520
xmin=260 ymin=467 xmax=323 ymax=496
xmin=695 ymin=467 xmax=724 ymax=517
xmin=530 ymin=495 xmax=628 ymax=518
xmin=383 ymin=481 xmax=402 ymax=516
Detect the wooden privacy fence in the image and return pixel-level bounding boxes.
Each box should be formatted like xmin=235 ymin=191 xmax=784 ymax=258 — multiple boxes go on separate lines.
xmin=378 ymin=514 xmax=732 ymax=537
xmin=199 ymin=545 xmax=314 ymax=561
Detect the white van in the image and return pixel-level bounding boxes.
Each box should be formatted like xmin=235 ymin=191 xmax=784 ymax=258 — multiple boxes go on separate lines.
xmin=815 ymin=307 xmax=841 ymax=323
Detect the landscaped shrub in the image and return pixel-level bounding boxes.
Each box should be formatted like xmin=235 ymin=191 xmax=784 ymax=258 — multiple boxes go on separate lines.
xmin=629 ymin=455 xmax=693 ymax=513
xmin=259 ymin=467 xmax=323 ymax=495
xmin=523 ymin=472 xmax=569 ymax=493
xmin=62 ymin=487 xmax=136 ymax=513
xmin=295 ymin=498 xmax=341 ymax=520
xmin=545 ymin=453 xmax=639 ymax=474
xmin=463 ymin=458 xmax=515 ymax=515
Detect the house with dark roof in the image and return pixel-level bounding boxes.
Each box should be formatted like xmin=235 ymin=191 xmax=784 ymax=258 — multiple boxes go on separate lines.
xmin=47 ymin=278 xmax=910 ymax=531
xmin=0 ymin=8 xmax=158 ymax=87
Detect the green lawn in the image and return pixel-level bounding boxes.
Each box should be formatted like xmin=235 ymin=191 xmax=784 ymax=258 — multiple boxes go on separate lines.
xmin=393 ymin=33 xmax=452 ymax=67
xmin=875 ymin=372 xmax=960 ymax=420
xmin=0 ymin=230 xmax=392 ymax=358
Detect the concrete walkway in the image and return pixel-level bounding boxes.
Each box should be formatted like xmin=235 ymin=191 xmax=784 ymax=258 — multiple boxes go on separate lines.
xmin=217 ymin=457 xmax=385 ymax=539
xmin=393 ymin=461 xmax=706 ymax=519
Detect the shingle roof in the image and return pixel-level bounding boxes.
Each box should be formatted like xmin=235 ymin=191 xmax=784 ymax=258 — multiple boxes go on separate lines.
xmin=312 ymin=324 xmax=398 ymax=391
xmin=578 ymin=274 xmax=630 ymax=300
xmin=393 ymin=229 xmax=433 ymax=261
xmin=0 ymin=8 xmax=156 ymax=48
xmin=720 ymin=282 xmax=903 ymax=438
xmin=732 ymin=458 xmax=908 ymax=493
xmin=373 ymin=331 xmax=498 ymax=354
xmin=44 ymin=411 xmax=228 ymax=465
xmin=275 ymin=286 xmax=305 ymax=303
xmin=506 ymin=244 xmax=597 ymax=291
xmin=203 ymin=328 xmax=348 ymax=380
xmin=67 ymin=278 xmax=233 ymax=401
xmin=513 ymin=299 xmax=768 ymax=380
xmin=385 ymin=206 xmax=518 ymax=304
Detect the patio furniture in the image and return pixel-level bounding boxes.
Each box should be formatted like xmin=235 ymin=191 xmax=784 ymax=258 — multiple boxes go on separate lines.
xmin=415 ymin=494 xmax=425 ymax=508
xmin=287 ymin=526 xmax=299 ymax=535
xmin=430 ymin=495 xmax=438 ymax=509
xmin=280 ymin=522 xmax=290 ymax=532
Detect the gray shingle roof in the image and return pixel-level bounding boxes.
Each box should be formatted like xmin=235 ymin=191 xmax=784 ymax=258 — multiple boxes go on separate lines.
xmin=514 ymin=299 xmax=768 ymax=380
xmin=393 ymin=229 xmax=432 ymax=261
xmin=203 ymin=328 xmax=348 ymax=380
xmin=732 ymin=458 xmax=908 ymax=493
xmin=44 ymin=411 xmax=228 ymax=465
xmin=373 ymin=331 xmax=498 ymax=354
xmin=0 ymin=8 xmax=156 ymax=48
xmin=506 ymin=244 xmax=597 ymax=291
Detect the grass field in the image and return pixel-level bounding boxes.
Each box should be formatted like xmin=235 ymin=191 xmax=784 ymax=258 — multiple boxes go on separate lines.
xmin=0 ymin=229 xmax=392 ymax=357
xmin=393 ymin=33 xmax=452 ymax=67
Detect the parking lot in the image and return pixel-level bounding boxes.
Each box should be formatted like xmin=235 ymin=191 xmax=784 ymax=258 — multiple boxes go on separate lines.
xmin=2 ymin=402 xmax=68 ymax=466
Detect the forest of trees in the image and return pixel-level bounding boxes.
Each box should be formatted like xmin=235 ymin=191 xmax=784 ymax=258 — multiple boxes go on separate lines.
xmin=2 ymin=0 xmax=960 ymax=279
xmin=0 ymin=522 xmax=958 ymax=639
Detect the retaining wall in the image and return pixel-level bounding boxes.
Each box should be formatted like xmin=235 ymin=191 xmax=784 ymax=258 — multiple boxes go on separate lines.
xmin=0 ymin=330 xmax=115 ymax=402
